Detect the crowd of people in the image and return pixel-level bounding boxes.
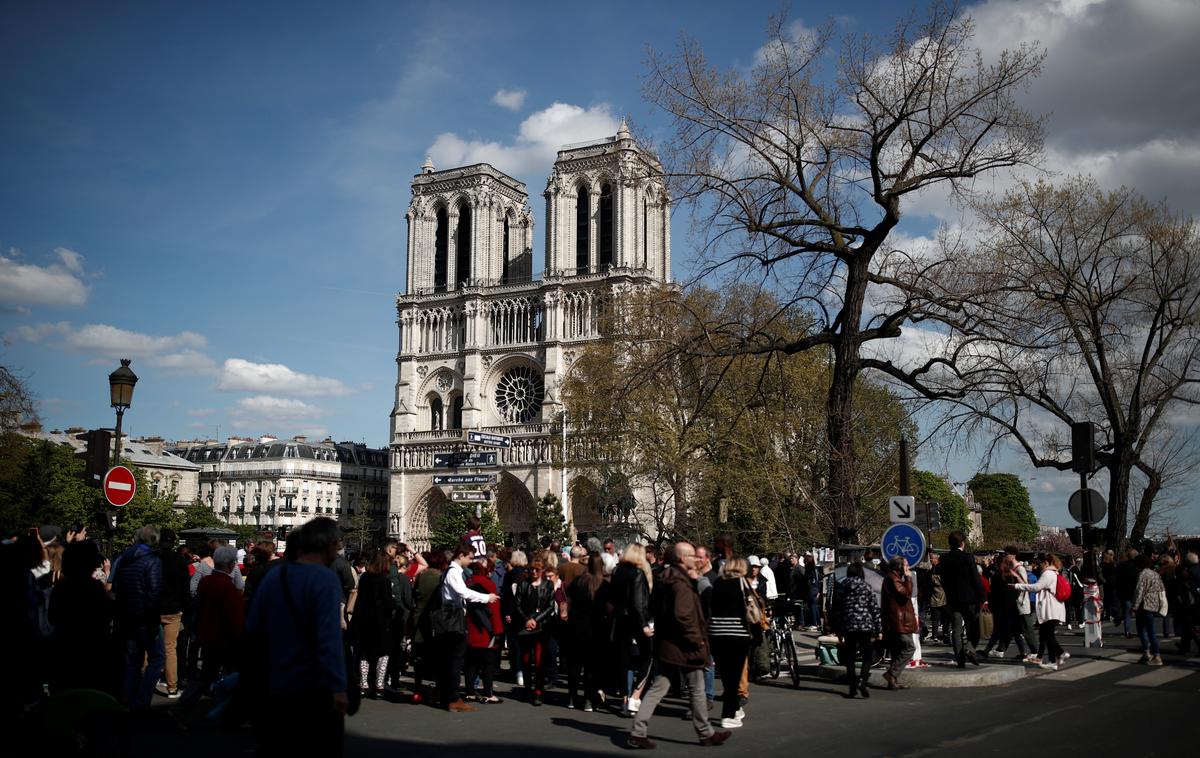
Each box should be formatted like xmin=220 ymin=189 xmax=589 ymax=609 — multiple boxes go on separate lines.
xmin=3 ymin=517 xmax=1197 ymax=755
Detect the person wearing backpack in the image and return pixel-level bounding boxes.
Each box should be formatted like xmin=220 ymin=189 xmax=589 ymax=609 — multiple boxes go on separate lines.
xmin=1011 ymin=553 xmax=1067 ymax=670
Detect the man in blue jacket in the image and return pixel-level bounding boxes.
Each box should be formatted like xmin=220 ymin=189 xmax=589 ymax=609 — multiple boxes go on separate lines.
xmin=113 ymin=525 xmax=165 ymax=710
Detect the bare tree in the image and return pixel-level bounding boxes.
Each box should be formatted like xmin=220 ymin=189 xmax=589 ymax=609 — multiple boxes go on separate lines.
xmin=0 ymin=364 xmax=39 ymax=434
xmin=643 ymin=2 xmax=1044 ymax=534
xmin=908 ymin=178 xmax=1200 ymax=549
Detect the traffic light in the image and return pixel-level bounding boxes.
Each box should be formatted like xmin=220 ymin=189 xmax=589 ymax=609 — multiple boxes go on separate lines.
xmin=78 ymin=429 xmax=112 ymax=488
xmin=1071 ymin=421 xmax=1095 ymax=474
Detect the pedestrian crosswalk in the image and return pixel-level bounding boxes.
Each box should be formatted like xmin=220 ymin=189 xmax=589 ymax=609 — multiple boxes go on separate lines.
xmin=1035 ymin=655 xmax=1199 ymax=690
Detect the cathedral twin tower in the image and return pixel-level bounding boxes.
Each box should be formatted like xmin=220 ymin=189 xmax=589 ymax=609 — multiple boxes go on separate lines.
xmin=388 ymin=123 xmax=671 ymax=548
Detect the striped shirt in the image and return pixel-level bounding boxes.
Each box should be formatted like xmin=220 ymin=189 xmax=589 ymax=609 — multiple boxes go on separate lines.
xmin=709 ymin=577 xmax=751 ymax=638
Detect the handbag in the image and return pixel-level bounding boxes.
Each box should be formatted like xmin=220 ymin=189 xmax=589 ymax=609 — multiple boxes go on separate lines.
xmin=1156 ymin=588 xmax=1170 ymax=618
xmin=428 ymin=573 xmax=467 ymax=637
xmin=742 ymin=579 xmax=770 ymax=631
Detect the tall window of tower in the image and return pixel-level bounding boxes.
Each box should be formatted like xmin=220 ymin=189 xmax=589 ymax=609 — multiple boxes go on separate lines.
xmin=450 ymin=395 xmax=463 ymax=430
xmin=434 ymin=207 xmax=449 ymax=292
xmin=502 ymin=215 xmax=510 ymax=283
xmin=599 ymin=183 xmax=614 ymax=269
xmin=456 ymin=201 xmax=472 ymax=288
xmin=575 ymin=186 xmax=590 ymax=273
xmin=429 ymin=396 xmax=444 ymax=431
xmin=643 ymin=197 xmax=649 ymax=268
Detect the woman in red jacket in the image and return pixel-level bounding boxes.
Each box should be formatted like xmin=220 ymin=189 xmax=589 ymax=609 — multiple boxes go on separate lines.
xmin=881 ymin=556 xmax=918 ymax=690
xmin=464 ymin=557 xmax=505 ymax=703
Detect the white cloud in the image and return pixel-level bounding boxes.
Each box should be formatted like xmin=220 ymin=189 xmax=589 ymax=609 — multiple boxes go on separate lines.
xmin=4 ymin=321 xmax=71 ymax=344
xmin=62 ymin=323 xmax=207 ymax=358
xmin=491 ymin=88 xmax=527 ymax=111
xmin=753 ymin=18 xmax=819 ymax=67
xmin=230 ymin=395 xmax=329 ymax=431
xmin=186 ymin=408 xmax=216 ymax=417
xmin=153 ymin=349 xmax=217 ymax=373
xmin=0 ymin=248 xmax=90 ymax=311
xmin=428 ymin=101 xmax=620 ymax=176
xmin=217 ymin=358 xmax=353 ymax=397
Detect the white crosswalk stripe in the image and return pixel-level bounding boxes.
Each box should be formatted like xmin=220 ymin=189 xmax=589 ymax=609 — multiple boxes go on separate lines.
xmin=1040 ymin=659 xmax=1125 ymax=682
xmin=1115 ymin=666 xmax=1195 ymax=688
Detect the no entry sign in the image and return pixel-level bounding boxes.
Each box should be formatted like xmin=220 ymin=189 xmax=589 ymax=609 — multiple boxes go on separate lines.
xmin=103 ymin=465 xmax=136 ymax=507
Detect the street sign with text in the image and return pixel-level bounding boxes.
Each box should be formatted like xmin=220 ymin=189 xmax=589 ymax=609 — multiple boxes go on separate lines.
xmin=103 ymin=465 xmax=136 ymax=507
xmin=451 ymin=489 xmax=492 ymax=502
xmin=889 ymin=495 xmax=915 ymax=524
xmin=433 ymin=474 xmax=498 ymax=486
xmin=432 ymin=451 xmax=498 ymax=468
xmin=467 ymin=431 xmax=511 ymax=448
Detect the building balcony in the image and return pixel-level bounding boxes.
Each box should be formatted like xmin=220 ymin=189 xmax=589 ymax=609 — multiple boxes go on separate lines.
xmin=393 ymin=422 xmax=552 ymax=445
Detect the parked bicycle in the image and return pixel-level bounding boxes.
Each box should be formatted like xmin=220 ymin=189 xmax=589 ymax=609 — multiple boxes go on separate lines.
xmin=766 ymin=605 xmax=801 ymax=687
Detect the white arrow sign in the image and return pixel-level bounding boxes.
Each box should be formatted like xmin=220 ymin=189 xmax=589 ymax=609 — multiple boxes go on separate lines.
xmin=890 ymin=495 xmax=915 ymax=523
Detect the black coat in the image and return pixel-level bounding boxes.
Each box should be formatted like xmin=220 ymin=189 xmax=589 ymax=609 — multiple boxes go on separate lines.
xmin=936 ymin=549 xmax=985 ymax=607
xmin=350 ymin=572 xmax=393 ymax=659
xmin=609 ymin=562 xmax=651 ymax=629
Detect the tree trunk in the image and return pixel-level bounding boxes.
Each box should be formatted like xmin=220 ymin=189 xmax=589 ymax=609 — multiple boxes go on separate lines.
xmin=1103 ymin=449 xmax=1134 ymax=551
xmin=1128 ymin=467 xmax=1160 ymax=545
xmin=826 ymin=255 xmax=868 ymax=540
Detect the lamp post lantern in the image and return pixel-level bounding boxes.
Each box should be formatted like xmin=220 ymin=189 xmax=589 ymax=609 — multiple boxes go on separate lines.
xmin=108 ymin=358 xmax=138 ymax=467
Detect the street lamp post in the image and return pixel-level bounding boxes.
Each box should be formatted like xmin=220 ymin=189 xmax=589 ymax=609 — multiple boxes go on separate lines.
xmin=108 ymin=358 xmax=138 ymax=467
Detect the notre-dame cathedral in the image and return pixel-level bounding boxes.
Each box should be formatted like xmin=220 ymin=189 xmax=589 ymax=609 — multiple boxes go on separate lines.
xmin=387 ymin=122 xmax=670 ymax=549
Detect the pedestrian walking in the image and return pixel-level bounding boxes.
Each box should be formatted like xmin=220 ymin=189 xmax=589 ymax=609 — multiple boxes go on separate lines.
xmin=112 ymin=526 xmax=165 ymax=711
xmin=512 ymin=553 xmax=557 ymax=706
xmin=176 ymin=545 xmax=243 ymax=710
xmin=1131 ymin=554 xmax=1167 ymax=666
xmin=564 ymin=553 xmax=609 ymax=711
xmin=627 ymin=540 xmax=730 ymax=749
xmin=1012 ymin=553 xmax=1067 ymax=670
xmin=464 ymin=556 xmax=504 ymax=704
xmin=832 ymin=561 xmax=882 ymax=698
xmin=610 ymin=542 xmax=653 ymax=715
xmin=349 ymin=551 xmax=394 ymax=699
xmin=435 ymin=543 xmax=500 ymax=712
xmin=881 ymin=556 xmax=917 ymax=689
xmin=935 ymin=531 xmax=985 ymax=668
xmin=708 ymin=557 xmax=752 ymax=728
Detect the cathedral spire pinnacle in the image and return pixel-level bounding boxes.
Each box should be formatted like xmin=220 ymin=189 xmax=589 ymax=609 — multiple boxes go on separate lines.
xmin=421 ymin=155 xmax=435 ymax=174
xmin=616 ymin=118 xmax=631 ymax=140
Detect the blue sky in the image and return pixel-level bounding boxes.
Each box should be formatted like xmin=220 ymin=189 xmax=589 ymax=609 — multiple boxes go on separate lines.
xmin=3 ymin=1 xmax=1199 ymax=531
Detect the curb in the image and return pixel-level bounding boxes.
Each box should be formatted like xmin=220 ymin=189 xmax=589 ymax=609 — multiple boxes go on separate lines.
xmin=813 ymin=662 xmax=1025 ymax=688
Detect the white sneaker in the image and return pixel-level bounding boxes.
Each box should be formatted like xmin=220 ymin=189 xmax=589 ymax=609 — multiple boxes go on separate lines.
xmin=516 ymin=672 xmax=524 ymax=687
xmin=1060 ymin=652 xmax=1071 ymax=661
xmin=627 ymin=697 xmax=641 ymax=713
xmin=719 ymin=717 xmax=743 ymax=729
xmin=1038 ymin=661 xmax=1058 ymax=671
xmin=735 ymin=708 xmax=746 ymax=720
xmin=1023 ymin=654 xmax=1040 ymax=664
xmin=987 ymin=650 xmax=1005 ymax=659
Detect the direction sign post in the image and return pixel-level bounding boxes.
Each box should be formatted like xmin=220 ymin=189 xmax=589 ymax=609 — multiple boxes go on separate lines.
xmin=889 ymin=495 xmax=915 ymax=524
xmin=432 ymin=451 xmax=498 ymax=468
xmin=1068 ymin=488 xmax=1107 ymax=526
xmin=103 ymin=465 xmax=137 ymax=507
xmin=433 ymin=474 xmax=498 ymax=486
xmin=451 ymin=490 xmax=492 ymax=503
xmin=466 ymin=431 xmax=511 ymax=448
xmin=880 ymin=523 xmax=927 ymax=565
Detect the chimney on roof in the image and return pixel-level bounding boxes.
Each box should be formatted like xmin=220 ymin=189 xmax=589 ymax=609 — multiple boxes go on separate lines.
xmin=293 ymin=435 xmax=307 ymax=443
xmin=260 ymin=435 xmax=278 ymax=444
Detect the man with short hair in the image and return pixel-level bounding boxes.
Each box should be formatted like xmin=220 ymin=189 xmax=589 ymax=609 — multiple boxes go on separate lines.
xmin=603 ymin=538 xmax=617 ymax=556
xmin=558 ymin=544 xmax=588 ymax=587
xmin=438 ymin=543 xmax=500 ymax=711
xmin=176 ymin=545 xmax=243 ymax=709
xmin=247 ymin=517 xmax=348 ymax=756
xmin=156 ymin=527 xmax=190 ymax=699
xmin=628 ymin=540 xmax=730 ymax=749
xmin=935 ymin=531 xmax=986 ymax=668
xmin=113 ymin=525 xmax=165 ymax=710
xmin=463 ymin=516 xmax=487 ymax=559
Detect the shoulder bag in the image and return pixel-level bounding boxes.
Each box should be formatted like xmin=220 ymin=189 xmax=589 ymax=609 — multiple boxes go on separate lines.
xmin=428 ymin=572 xmax=467 ymax=637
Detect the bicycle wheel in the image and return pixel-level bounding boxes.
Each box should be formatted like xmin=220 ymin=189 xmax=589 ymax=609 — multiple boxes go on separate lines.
xmin=769 ymin=633 xmax=782 ymax=679
xmin=784 ymin=633 xmax=800 ymax=688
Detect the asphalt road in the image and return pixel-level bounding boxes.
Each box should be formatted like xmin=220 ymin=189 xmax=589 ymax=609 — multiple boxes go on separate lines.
xmin=137 ymin=624 xmax=1198 ymax=758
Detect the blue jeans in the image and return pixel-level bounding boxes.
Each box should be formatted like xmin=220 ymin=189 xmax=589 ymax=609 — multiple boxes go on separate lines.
xmin=807 ymin=596 xmax=821 ymax=628
xmin=1121 ymin=600 xmax=1134 ymax=634
xmin=1136 ymin=609 xmax=1160 ymax=656
xmin=123 ymin=623 xmax=165 ymax=709
xmin=704 ymin=657 xmax=715 ymax=703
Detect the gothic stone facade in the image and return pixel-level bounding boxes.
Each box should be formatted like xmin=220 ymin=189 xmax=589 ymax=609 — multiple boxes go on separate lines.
xmin=389 ymin=124 xmax=670 ymax=549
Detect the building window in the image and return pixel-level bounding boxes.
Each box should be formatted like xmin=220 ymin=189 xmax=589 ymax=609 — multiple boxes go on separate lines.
xmin=599 ymin=183 xmax=614 ymax=268
xmin=456 ymin=200 xmax=472 ymax=288
xmin=450 ymin=395 xmax=463 ymax=430
xmin=434 ymin=206 xmax=448 ymax=291
xmin=576 ymin=185 xmax=590 ymax=272
xmin=643 ymin=197 xmax=649 ymax=267
xmin=502 ymin=215 xmax=510 ymax=282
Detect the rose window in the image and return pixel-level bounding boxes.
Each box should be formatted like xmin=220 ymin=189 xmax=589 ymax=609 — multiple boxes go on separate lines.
xmin=494 ymin=365 xmax=545 ymax=423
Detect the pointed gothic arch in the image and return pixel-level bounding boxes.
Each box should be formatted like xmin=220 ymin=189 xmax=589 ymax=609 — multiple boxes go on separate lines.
xmin=599 ymin=182 xmax=614 ymax=269
xmin=456 ymin=199 xmax=472 ymax=288
xmin=575 ymin=184 xmax=590 ymax=272
xmin=496 ymin=471 xmax=536 ymax=545
xmin=434 ymin=205 xmax=449 ymax=291
xmin=405 ymin=487 xmax=448 ymax=552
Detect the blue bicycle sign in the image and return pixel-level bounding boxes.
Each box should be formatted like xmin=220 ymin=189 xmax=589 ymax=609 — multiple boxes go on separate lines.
xmin=880 ymin=523 xmax=927 ymax=565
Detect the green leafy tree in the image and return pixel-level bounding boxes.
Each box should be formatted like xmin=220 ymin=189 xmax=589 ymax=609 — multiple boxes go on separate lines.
xmin=0 ymin=435 xmax=104 ymax=534
xmin=113 ymin=464 xmax=182 ymax=546
xmin=430 ymin=500 xmax=505 ymax=552
xmin=912 ymin=470 xmax=972 ymax=548
xmin=969 ymin=473 xmax=1037 ymax=544
xmin=532 ymin=492 xmax=570 ymax=547
xmin=181 ymin=498 xmax=226 ymax=530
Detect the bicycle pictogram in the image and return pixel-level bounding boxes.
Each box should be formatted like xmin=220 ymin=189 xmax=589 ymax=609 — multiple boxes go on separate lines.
xmin=888 ymin=535 xmax=921 ymax=560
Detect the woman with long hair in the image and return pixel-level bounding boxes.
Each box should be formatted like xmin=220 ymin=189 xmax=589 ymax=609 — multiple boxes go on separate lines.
xmin=565 ymin=554 xmax=610 ymax=711
xmin=709 ymin=557 xmax=752 ymax=727
xmin=410 ymin=550 xmax=447 ymax=705
xmin=350 ymin=551 xmax=394 ymax=699
xmin=610 ymin=543 xmax=654 ymax=715
xmin=1012 ymin=553 xmax=1068 ymax=670
xmin=502 ymin=549 xmax=528 ymax=687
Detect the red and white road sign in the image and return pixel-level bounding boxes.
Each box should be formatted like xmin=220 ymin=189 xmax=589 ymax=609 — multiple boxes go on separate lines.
xmin=103 ymin=465 xmax=136 ymax=507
